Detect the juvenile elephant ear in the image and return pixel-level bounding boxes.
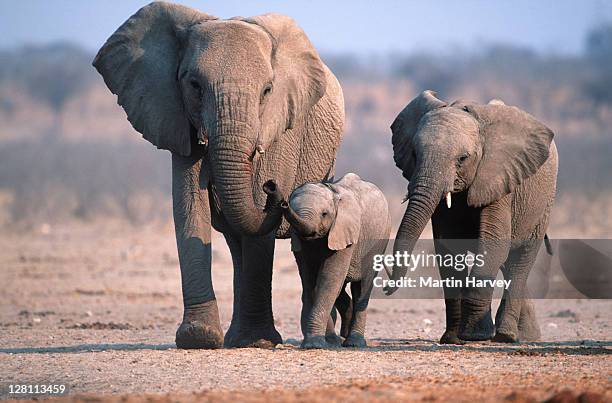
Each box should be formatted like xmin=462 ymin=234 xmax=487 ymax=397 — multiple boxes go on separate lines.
xmin=92 ymin=2 xmax=216 ymax=156
xmin=328 ymin=186 xmax=361 ymax=251
xmin=465 ymin=104 xmax=554 ymax=207
xmin=391 ymin=90 xmax=447 ymax=180
xmin=243 ymin=14 xmax=327 ymax=128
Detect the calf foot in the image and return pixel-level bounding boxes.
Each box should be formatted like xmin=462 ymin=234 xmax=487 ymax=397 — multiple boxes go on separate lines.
xmin=439 ymin=330 xmax=465 ymax=345
xmin=224 ymin=324 xmax=282 ymax=349
xmin=301 ymin=335 xmax=331 ymax=349
xmin=325 ymin=333 xmax=343 ymax=347
xmin=175 ymin=300 xmax=224 ymax=349
xmin=343 ymin=332 xmax=367 ymax=348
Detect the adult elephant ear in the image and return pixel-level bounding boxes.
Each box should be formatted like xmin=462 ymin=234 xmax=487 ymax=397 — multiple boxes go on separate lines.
xmin=92 ymin=2 xmax=217 ymax=156
xmin=242 ymin=14 xmax=327 ymax=129
xmin=391 ymin=90 xmax=447 ymax=180
xmin=464 ymin=104 xmax=554 ymax=207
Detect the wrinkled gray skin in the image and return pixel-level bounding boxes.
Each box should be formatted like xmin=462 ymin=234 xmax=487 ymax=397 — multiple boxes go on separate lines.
xmin=93 ymin=2 xmax=344 ymax=349
xmin=265 ymin=173 xmax=390 ymax=349
xmin=387 ymin=91 xmax=558 ymax=344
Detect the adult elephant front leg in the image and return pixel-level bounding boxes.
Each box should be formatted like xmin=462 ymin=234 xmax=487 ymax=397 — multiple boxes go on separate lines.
xmin=173 ymin=151 xmax=223 ymax=349
xmin=221 ymin=232 xmax=243 ymax=346
xmin=225 ymin=232 xmax=282 ymax=348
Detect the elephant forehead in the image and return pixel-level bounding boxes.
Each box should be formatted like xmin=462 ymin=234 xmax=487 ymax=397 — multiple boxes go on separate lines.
xmin=290 ymin=184 xmax=332 ymax=207
xmin=187 ymin=21 xmax=272 ymax=75
xmin=417 ymin=108 xmax=479 ymax=144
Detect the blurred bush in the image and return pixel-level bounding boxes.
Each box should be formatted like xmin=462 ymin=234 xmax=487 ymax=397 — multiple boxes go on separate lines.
xmin=0 ymin=24 xmax=611 ymax=235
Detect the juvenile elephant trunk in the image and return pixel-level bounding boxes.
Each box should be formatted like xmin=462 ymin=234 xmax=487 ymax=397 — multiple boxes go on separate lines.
xmin=387 ymin=177 xmax=442 ymax=293
xmin=281 ymin=200 xmax=316 ymax=236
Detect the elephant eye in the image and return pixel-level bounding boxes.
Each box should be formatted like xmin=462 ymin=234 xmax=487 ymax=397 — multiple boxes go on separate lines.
xmin=322 ymin=211 xmax=328 ymax=217
xmin=261 ymin=83 xmax=273 ymax=102
xmin=458 ymin=154 xmax=469 ymax=163
xmin=190 ymin=79 xmax=201 ymax=92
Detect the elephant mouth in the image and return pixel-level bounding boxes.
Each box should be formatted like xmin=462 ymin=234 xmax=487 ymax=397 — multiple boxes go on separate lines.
xmin=301 ymin=232 xmax=324 ymax=241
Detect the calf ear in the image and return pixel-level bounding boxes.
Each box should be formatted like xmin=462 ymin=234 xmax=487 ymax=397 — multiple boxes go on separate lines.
xmin=328 ymin=188 xmax=361 ymax=251
xmin=464 ymin=104 xmax=554 ymax=207
xmin=391 ymin=90 xmax=446 ymax=180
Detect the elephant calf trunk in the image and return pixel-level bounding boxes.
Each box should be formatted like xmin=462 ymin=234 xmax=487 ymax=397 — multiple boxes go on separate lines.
xmin=277 ymin=195 xmax=316 ymax=237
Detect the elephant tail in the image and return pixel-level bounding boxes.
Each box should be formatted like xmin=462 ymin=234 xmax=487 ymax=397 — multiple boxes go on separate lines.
xmin=544 ymin=234 xmax=553 ymax=255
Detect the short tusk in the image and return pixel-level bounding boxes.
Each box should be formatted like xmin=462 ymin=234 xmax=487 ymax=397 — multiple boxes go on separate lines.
xmin=446 ymin=192 xmax=452 ymax=208
xmin=256 ymin=145 xmax=265 ymax=154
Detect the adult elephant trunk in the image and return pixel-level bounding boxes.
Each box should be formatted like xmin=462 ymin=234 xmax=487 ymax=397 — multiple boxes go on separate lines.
xmin=386 ymin=170 xmax=444 ymax=294
xmin=207 ymin=97 xmax=282 ymax=236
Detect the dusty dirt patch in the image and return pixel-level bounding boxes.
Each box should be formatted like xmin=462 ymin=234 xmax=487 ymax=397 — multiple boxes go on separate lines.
xmin=0 ymin=222 xmax=610 ymax=401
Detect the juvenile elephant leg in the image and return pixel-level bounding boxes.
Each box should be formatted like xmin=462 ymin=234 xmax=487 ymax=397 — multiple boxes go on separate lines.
xmin=302 ymin=250 xmax=351 ymax=349
xmin=495 ymin=297 xmax=541 ymax=342
xmin=325 ymin=308 xmax=343 ymax=346
xmin=434 ymin=240 xmax=469 ymax=344
xmin=517 ymin=298 xmax=541 ymax=341
xmin=494 ymin=242 xmax=541 ymax=343
xmin=459 ymin=240 xmax=508 ymax=341
xmin=343 ymin=281 xmax=370 ymax=348
xmin=222 ymin=233 xmax=242 ymax=345
xmin=225 ymin=233 xmax=281 ymax=348
xmin=172 ymin=151 xmax=223 ymax=349
xmin=294 ymin=250 xmax=341 ymax=346
xmin=460 ymin=203 xmax=511 ymax=341
xmin=294 ymin=250 xmax=316 ymax=339
xmin=335 ymin=287 xmax=353 ymax=338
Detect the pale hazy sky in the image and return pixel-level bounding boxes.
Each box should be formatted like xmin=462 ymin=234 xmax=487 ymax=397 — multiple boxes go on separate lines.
xmin=1 ymin=0 xmax=611 ymax=55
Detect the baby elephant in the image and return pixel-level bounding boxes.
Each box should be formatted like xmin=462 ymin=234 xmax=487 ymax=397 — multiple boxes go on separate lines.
xmin=264 ymin=173 xmax=390 ymax=348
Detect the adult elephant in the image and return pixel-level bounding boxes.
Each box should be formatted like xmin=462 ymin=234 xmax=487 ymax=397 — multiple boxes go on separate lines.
xmin=93 ymin=2 xmax=344 ymax=349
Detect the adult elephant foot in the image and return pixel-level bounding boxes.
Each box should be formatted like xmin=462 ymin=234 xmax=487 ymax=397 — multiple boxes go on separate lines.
xmin=458 ymin=298 xmax=495 ymax=341
xmin=342 ymin=332 xmax=367 ymax=348
xmin=301 ymin=335 xmax=332 ymax=349
xmin=325 ymin=332 xmax=343 ymax=347
xmin=224 ymin=324 xmax=282 ymax=348
xmin=175 ymin=300 xmax=224 ymax=349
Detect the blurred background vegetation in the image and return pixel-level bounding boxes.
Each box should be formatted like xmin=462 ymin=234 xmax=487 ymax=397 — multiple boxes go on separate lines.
xmin=0 ymin=23 xmax=611 ymax=236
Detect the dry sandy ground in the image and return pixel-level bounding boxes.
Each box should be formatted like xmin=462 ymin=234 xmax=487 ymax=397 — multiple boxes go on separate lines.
xmin=0 ymin=221 xmax=610 ymax=402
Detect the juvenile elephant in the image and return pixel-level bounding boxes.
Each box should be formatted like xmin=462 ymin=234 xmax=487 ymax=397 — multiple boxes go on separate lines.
xmin=93 ymin=2 xmax=344 ymax=348
xmin=265 ymin=173 xmax=390 ymax=348
xmin=386 ymin=91 xmax=558 ymax=344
